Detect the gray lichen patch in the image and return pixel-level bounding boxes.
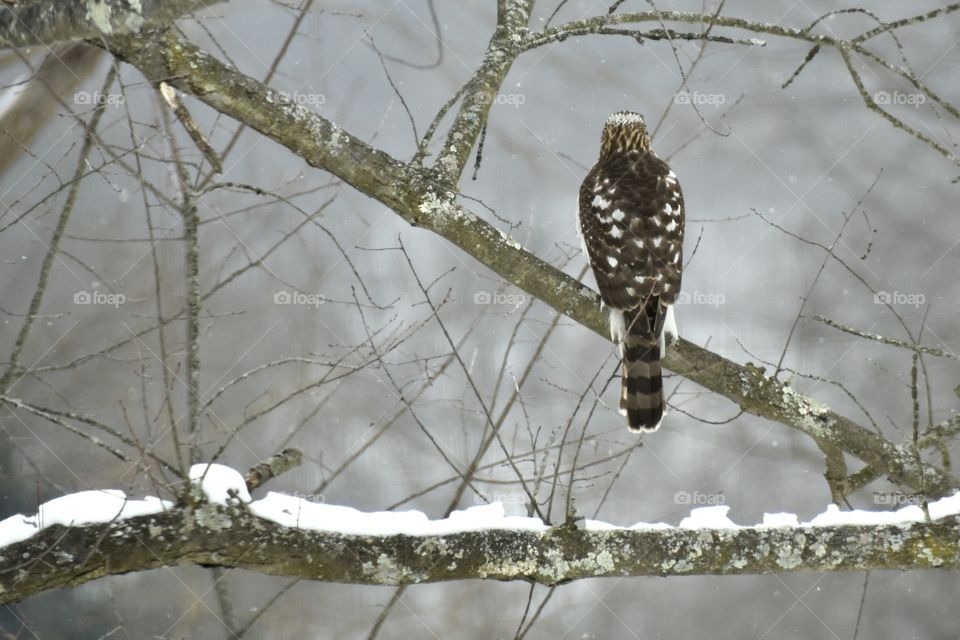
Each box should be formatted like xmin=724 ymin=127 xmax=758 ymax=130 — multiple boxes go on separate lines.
xmin=83 ymin=0 xmax=145 ymax=35
xmin=362 ymin=553 xmax=427 ymax=584
xmin=418 ymin=190 xmax=453 ymax=220
xmin=781 ymin=385 xmax=833 ymax=435
xmin=775 ymin=543 xmax=803 ymax=569
xmin=190 ymin=505 xmax=235 ymax=533
xmin=85 ymin=0 xmax=114 ymax=34
xmin=414 ymin=537 xmax=450 ymax=556
xmin=123 ymin=0 xmax=144 ymax=31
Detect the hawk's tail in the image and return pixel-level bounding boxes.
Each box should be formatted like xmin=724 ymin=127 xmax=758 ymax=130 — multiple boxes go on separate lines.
xmin=619 ymin=309 xmax=664 ymax=432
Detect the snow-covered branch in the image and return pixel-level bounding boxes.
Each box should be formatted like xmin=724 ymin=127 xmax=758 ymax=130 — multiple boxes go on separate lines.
xmin=2 ymin=466 xmax=959 ymax=604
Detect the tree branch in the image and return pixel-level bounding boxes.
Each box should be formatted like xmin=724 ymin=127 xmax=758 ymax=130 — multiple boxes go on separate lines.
xmin=432 ymin=0 xmax=533 ymax=184
xmin=0 ymin=0 xmax=222 ymax=48
xmin=101 ymin=29 xmax=959 ymax=498
xmin=1 ymin=503 xmax=958 ymax=603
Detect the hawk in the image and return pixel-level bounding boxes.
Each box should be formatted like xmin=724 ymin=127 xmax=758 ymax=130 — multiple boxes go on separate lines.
xmin=577 ymin=111 xmax=684 ymax=432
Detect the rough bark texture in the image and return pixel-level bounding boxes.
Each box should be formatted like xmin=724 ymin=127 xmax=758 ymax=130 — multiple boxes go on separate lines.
xmin=0 ymin=0 xmax=221 ymax=48
xmin=2 ymin=504 xmax=958 ymax=603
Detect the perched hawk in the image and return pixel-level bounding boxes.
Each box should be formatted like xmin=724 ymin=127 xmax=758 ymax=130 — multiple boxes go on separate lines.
xmin=577 ymin=111 xmax=684 ymax=432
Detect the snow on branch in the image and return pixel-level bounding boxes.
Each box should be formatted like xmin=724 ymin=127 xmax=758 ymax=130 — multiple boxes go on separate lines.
xmin=2 ymin=465 xmax=959 ymax=604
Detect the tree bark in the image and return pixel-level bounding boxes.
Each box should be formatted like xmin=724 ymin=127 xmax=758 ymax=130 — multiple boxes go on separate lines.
xmin=2 ymin=503 xmax=958 ymax=604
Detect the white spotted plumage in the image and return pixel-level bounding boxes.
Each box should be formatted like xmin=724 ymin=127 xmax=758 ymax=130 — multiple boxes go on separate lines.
xmin=577 ymin=110 xmax=685 ymax=432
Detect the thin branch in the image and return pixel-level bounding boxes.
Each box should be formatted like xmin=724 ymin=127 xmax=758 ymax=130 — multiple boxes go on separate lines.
xmin=244 ymin=448 xmax=303 ymax=491
xmin=812 ymin=315 xmax=960 ymax=362
xmin=102 ymin=29 xmax=960 ymax=498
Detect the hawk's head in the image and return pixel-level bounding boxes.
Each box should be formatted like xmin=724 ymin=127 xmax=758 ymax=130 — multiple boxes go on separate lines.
xmin=600 ymin=111 xmax=651 ymax=156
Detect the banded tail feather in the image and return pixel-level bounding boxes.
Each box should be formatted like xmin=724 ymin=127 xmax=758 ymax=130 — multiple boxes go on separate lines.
xmin=616 ymin=306 xmax=665 ymax=432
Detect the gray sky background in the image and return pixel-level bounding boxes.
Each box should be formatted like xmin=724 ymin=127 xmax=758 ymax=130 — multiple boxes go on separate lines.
xmin=1 ymin=1 xmax=959 ymax=637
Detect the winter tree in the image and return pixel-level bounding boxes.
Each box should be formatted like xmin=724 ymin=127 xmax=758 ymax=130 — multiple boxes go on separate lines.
xmin=1 ymin=1 xmax=959 ymax=637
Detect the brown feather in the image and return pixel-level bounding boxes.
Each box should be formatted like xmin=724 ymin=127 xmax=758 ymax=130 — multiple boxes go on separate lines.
xmin=577 ymin=111 xmax=685 ymax=432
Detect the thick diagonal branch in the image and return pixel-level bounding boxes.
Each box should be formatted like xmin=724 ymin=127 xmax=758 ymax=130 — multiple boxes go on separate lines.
xmin=102 ymin=32 xmax=957 ymax=497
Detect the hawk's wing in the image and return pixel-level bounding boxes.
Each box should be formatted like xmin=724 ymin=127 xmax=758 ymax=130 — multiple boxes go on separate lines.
xmin=577 ymin=153 xmax=684 ymax=312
